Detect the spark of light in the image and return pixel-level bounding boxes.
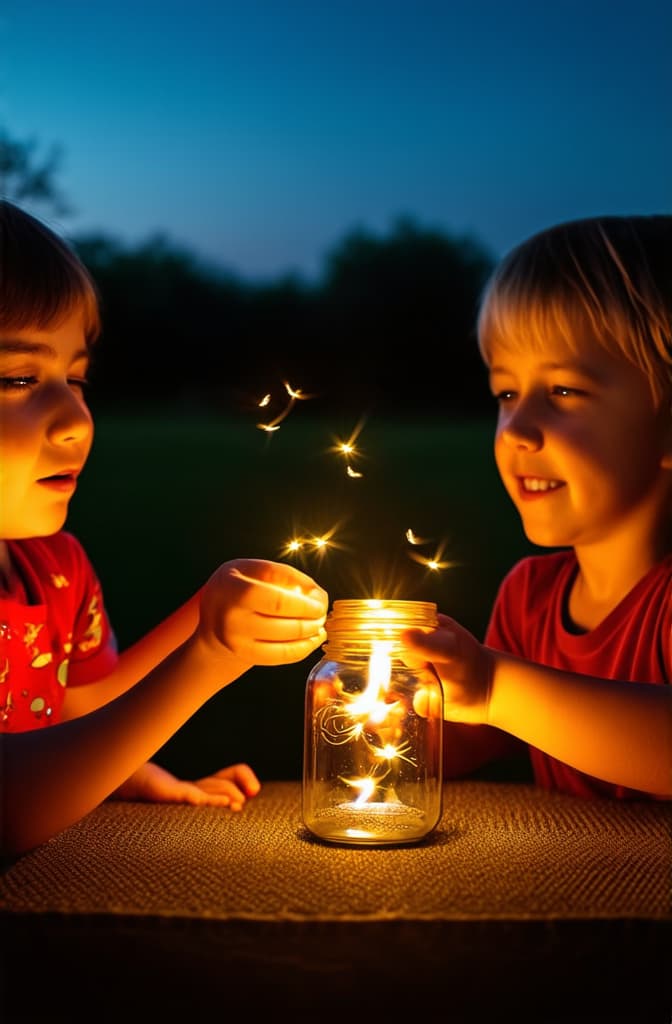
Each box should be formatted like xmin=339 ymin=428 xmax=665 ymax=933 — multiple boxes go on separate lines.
xmin=284 ymin=381 xmax=313 ymax=401
xmin=316 ymin=639 xmax=418 ymax=807
xmin=281 ymin=522 xmax=346 ymax=562
xmin=257 ymin=379 xmax=313 ymax=432
xmin=329 ymin=415 xmax=367 ymax=477
xmin=349 ymin=776 xmax=377 ymax=807
xmin=407 ymin=539 xmax=455 ymax=572
xmin=405 ymin=528 xmax=431 ymax=545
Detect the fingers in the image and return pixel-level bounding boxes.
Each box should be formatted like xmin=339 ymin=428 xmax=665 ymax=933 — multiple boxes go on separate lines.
xmin=401 ymin=624 xmax=458 ymax=662
xmin=225 ymin=604 xmax=327 ymax=644
xmin=192 ymin=764 xmax=262 ymax=810
xmin=201 ymin=558 xmax=328 ymax=666
xmin=211 ymin=763 xmax=261 ymax=797
xmin=412 ymin=685 xmax=443 ymax=719
xmin=227 ymin=628 xmax=328 ymax=666
xmin=226 ymin=560 xmax=328 ymax=619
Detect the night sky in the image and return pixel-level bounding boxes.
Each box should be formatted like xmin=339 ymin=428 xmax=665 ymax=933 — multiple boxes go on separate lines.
xmin=2 ymin=0 xmax=671 ymax=280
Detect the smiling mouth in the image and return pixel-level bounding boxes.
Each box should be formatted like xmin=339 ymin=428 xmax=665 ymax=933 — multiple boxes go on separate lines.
xmin=519 ymin=477 xmax=563 ymax=493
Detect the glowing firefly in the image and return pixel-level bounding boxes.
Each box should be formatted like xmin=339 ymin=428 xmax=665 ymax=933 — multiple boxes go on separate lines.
xmin=330 ymin=415 xmax=367 ymax=477
xmin=407 ymin=541 xmax=455 ymax=572
xmin=405 ymin=528 xmax=431 ymax=545
xmin=257 ymin=379 xmax=313 ymax=432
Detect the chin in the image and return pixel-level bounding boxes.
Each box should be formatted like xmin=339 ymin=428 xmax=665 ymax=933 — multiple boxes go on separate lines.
xmin=520 ymin=521 xmax=567 ymax=548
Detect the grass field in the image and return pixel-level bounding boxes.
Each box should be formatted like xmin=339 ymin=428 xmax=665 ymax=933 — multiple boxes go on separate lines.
xmin=66 ymin=410 xmax=539 ymax=780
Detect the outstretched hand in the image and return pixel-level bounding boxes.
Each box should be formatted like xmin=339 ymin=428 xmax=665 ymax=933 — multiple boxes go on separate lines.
xmin=198 ymin=558 xmax=328 ymax=667
xmin=110 ymin=760 xmax=261 ymax=810
xmin=401 ymin=613 xmax=495 ymax=725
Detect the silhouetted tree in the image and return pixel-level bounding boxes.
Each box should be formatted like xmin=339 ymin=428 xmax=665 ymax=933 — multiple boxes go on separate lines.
xmin=315 ymin=216 xmax=496 ymax=414
xmin=75 ymin=231 xmax=252 ymax=407
xmin=76 ymin=218 xmax=496 ymax=415
xmin=0 ymin=127 xmax=72 ymax=216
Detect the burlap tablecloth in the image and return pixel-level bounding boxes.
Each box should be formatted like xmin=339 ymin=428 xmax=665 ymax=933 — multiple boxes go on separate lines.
xmin=2 ymin=781 xmax=671 ymax=1022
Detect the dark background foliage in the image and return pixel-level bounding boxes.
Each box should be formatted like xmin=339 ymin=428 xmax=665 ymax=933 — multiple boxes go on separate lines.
xmin=75 ymin=217 xmax=495 ymax=419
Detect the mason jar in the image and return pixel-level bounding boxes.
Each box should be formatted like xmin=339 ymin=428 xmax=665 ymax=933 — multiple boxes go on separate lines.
xmin=302 ymin=598 xmax=443 ymax=846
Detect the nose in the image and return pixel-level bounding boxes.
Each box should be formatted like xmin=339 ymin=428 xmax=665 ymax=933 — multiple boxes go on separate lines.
xmin=45 ymin=387 xmax=93 ymax=446
xmin=497 ymin=398 xmax=543 ymax=452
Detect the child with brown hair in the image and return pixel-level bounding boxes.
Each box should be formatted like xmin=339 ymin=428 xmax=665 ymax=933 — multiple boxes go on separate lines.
xmin=0 ymin=199 xmax=328 ymax=856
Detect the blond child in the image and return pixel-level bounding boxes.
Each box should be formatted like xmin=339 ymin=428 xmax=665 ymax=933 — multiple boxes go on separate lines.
xmin=0 ymin=199 xmax=328 ymax=856
xmin=403 ymin=215 xmax=672 ymax=799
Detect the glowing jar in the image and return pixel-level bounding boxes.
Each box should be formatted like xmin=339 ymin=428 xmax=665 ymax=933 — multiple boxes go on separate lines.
xmin=302 ymin=598 xmax=443 ymax=846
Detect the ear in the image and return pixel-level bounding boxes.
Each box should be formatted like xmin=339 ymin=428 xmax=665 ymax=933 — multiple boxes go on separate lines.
xmin=661 ymin=430 xmax=672 ymax=469
xmin=661 ymin=416 xmax=672 ymax=470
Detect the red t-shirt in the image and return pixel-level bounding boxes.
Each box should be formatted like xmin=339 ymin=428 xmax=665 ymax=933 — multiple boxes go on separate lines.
xmin=485 ymin=550 xmax=672 ymax=799
xmin=0 ymin=532 xmax=118 ymax=732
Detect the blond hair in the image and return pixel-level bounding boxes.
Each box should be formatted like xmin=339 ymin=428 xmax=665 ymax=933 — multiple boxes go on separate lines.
xmin=0 ymin=199 xmax=101 ymax=345
xmin=477 ymin=215 xmax=672 ymax=405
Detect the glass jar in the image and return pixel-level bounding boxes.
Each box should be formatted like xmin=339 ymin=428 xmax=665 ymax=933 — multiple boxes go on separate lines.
xmin=302 ymin=598 xmax=443 ymax=846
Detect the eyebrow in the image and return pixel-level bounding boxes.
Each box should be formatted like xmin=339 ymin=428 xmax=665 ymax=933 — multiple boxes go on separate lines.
xmin=0 ymin=339 xmax=89 ymax=361
xmin=488 ymin=360 xmax=602 ymax=380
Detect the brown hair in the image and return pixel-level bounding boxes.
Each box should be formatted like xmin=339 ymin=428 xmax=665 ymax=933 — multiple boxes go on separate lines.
xmin=0 ymin=199 xmax=101 ymax=344
xmin=477 ymin=215 xmax=672 ymax=405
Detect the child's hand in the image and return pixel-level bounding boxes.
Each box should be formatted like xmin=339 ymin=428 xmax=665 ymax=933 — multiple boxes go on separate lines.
xmin=401 ymin=613 xmax=495 ymax=725
xmin=109 ymin=760 xmax=261 ymax=810
xmin=198 ymin=558 xmax=328 ymax=667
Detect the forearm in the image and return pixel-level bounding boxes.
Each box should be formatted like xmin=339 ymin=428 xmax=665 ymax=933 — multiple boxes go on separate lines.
xmin=63 ymin=590 xmax=203 ymax=719
xmin=487 ymin=650 xmax=672 ymax=795
xmin=1 ymin=634 xmax=249 ymax=857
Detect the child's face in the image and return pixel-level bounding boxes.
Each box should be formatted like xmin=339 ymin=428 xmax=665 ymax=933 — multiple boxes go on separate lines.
xmin=0 ymin=310 xmax=94 ymax=540
xmin=488 ymin=332 xmax=672 ymax=552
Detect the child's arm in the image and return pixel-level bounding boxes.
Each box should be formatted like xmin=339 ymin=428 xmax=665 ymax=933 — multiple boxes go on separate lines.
xmin=1 ymin=559 xmax=327 ymax=857
xmin=63 ymin=585 xmax=262 ymax=812
xmin=61 ymin=591 xmax=204 ymax=720
xmin=403 ymin=614 xmax=672 ymax=796
xmin=110 ymin=760 xmax=261 ymax=810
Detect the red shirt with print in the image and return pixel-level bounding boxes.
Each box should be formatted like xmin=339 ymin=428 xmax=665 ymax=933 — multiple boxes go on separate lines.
xmin=0 ymin=532 xmax=117 ymax=732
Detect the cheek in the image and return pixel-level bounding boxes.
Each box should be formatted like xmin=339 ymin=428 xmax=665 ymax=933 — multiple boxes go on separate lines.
xmin=0 ymin=414 xmax=35 ymax=462
xmin=493 ymin=432 xmax=511 ymax=479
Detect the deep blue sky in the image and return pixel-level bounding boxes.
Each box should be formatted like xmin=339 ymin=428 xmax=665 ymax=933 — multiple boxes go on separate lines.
xmin=2 ymin=0 xmax=670 ymax=280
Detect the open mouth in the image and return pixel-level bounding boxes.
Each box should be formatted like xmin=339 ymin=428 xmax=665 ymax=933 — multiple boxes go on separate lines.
xmin=38 ymin=472 xmax=78 ymax=491
xmin=517 ymin=476 xmax=565 ymax=499
xmin=520 ymin=477 xmax=563 ymax=493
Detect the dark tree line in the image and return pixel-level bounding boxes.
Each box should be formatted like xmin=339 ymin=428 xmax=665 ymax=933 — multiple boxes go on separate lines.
xmin=76 ymin=218 xmax=495 ymax=416
xmin=2 ymin=128 xmax=496 ymax=416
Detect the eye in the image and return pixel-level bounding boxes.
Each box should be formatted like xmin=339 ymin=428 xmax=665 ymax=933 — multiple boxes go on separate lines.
xmin=493 ymin=389 xmax=516 ymax=403
xmin=550 ymin=385 xmax=585 ymax=398
xmin=68 ymin=376 xmax=90 ymax=394
xmin=0 ymin=375 xmax=38 ymax=391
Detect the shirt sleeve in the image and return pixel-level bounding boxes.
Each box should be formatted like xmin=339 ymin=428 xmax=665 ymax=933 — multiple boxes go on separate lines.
xmin=59 ymin=533 xmax=119 ymax=686
xmin=484 ymin=559 xmax=529 ymax=657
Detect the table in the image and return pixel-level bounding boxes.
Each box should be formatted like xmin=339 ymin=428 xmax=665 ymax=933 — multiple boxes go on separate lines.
xmin=2 ymin=781 xmax=671 ymax=1022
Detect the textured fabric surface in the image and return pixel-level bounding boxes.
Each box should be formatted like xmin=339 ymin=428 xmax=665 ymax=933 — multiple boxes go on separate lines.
xmin=2 ymin=781 xmax=670 ymax=920
xmin=2 ymin=782 xmax=671 ymax=1023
